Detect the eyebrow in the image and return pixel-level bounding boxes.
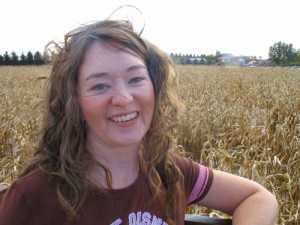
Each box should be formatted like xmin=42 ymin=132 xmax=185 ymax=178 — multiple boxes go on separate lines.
xmin=85 ymin=64 xmax=147 ymax=81
xmin=85 ymin=72 xmax=108 ymax=81
xmin=127 ymin=64 xmax=147 ymax=72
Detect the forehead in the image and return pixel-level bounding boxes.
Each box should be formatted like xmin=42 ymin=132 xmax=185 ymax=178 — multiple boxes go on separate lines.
xmin=80 ymin=41 xmax=145 ymax=73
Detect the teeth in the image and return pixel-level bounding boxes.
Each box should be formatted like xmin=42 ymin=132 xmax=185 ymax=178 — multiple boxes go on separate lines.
xmin=111 ymin=112 xmax=137 ymax=122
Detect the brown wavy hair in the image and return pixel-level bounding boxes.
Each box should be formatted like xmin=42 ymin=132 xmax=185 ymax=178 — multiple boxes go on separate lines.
xmin=20 ymin=20 xmax=183 ymax=224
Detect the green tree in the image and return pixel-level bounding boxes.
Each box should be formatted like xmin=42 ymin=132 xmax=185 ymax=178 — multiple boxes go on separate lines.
xmin=11 ymin=51 xmax=19 ymax=65
xmin=170 ymin=53 xmax=175 ymax=60
xmin=294 ymin=50 xmax=300 ymax=65
xmin=215 ymin=50 xmax=221 ymax=59
xmin=269 ymin=41 xmax=297 ymax=66
xmin=26 ymin=51 xmax=34 ymax=65
xmin=3 ymin=51 xmax=11 ymax=65
xmin=0 ymin=55 xmax=4 ymax=65
xmin=200 ymin=54 xmax=207 ymax=65
xmin=20 ymin=53 xmax=27 ymax=65
xmin=33 ymin=51 xmax=44 ymax=65
xmin=179 ymin=55 xmax=187 ymax=64
xmin=193 ymin=58 xmax=199 ymax=65
xmin=206 ymin=54 xmax=215 ymax=65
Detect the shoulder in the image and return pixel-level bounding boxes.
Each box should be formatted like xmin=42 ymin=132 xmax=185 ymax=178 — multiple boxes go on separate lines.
xmin=0 ymin=169 xmax=63 ymax=224
xmin=14 ymin=168 xmax=54 ymax=193
xmin=16 ymin=168 xmax=48 ymax=184
xmin=171 ymin=154 xmax=213 ymax=204
xmin=172 ymin=154 xmax=197 ymax=166
xmin=172 ymin=154 xmax=201 ymax=176
xmin=2 ymin=168 xmax=57 ymax=205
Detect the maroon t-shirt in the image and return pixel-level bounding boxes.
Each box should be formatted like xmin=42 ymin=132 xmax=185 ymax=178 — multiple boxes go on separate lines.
xmin=0 ymin=155 xmax=213 ymax=225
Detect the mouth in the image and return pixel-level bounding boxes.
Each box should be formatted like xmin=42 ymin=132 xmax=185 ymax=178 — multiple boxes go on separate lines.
xmin=110 ymin=112 xmax=138 ymax=123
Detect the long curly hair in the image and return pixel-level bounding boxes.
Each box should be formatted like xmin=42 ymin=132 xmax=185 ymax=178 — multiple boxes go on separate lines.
xmin=20 ymin=20 xmax=183 ymax=224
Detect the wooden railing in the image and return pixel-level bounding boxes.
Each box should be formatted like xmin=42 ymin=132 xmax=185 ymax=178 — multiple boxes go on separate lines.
xmin=185 ymin=214 xmax=232 ymax=225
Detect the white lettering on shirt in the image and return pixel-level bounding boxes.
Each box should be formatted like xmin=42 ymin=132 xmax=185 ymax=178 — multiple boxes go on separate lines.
xmin=110 ymin=218 xmax=122 ymax=225
xmin=128 ymin=211 xmax=168 ymax=225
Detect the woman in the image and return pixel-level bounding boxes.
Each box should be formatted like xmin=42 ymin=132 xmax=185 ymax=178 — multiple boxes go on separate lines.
xmin=0 ymin=20 xmax=278 ymax=225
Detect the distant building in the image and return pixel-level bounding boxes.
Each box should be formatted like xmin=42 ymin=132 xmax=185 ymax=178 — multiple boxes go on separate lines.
xmin=217 ymin=53 xmax=234 ymax=64
xmin=238 ymin=58 xmax=246 ymax=65
xmin=216 ymin=53 xmax=271 ymax=67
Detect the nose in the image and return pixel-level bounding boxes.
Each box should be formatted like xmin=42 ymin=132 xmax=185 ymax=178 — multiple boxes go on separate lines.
xmin=111 ymin=90 xmax=133 ymax=107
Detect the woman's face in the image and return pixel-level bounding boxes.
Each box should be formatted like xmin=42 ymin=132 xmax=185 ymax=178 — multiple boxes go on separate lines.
xmin=78 ymin=41 xmax=155 ymax=149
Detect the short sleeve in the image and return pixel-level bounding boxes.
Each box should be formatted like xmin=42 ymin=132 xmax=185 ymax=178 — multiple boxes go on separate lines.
xmin=186 ymin=164 xmax=213 ymax=204
xmin=0 ymin=182 xmax=34 ymax=225
xmin=173 ymin=155 xmax=213 ymax=205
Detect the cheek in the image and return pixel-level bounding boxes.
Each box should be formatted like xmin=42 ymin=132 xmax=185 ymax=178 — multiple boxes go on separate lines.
xmin=79 ymin=100 xmax=87 ymax=121
xmin=78 ymin=98 xmax=95 ymax=121
xmin=146 ymin=88 xmax=155 ymax=118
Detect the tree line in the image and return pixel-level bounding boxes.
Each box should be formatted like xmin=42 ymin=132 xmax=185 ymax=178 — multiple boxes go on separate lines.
xmin=0 ymin=51 xmax=45 ymax=66
xmin=1 ymin=41 xmax=299 ymax=66
xmin=171 ymin=42 xmax=300 ymax=66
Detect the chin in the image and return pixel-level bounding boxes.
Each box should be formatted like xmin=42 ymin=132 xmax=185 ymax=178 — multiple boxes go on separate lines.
xmin=114 ymin=136 xmax=144 ymax=147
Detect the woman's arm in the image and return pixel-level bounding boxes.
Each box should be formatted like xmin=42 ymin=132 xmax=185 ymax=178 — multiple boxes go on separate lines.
xmin=198 ymin=170 xmax=279 ymax=225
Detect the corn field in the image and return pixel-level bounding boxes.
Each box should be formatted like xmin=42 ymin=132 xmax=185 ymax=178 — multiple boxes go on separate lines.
xmin=0 ymin=65 xmax=299 ymax=224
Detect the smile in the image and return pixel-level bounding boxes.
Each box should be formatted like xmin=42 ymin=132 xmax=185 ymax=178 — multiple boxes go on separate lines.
xmin=110 ymin=112 xmax=138 ymax=122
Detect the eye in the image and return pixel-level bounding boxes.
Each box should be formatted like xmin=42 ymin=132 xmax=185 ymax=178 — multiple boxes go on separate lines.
xmin=92 ymin=83 xmax=109 ymax=90
xmin=129 ymin=77 xmax=144 ymax=83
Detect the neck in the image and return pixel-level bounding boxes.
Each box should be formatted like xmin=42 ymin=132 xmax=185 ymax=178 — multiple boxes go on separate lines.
xmin=87 ymin=141 xmax=141 ymax=189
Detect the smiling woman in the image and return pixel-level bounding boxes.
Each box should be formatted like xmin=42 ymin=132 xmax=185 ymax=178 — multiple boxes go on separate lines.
xmin=0 ymin=19 xmax=278 ymax=225
xmin=78 ymin=41 xmax=155 ymax=158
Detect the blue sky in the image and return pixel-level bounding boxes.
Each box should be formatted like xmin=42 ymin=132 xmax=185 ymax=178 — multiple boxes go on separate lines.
xmin=1 ymin=0 xmax=299 ymax=59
